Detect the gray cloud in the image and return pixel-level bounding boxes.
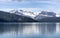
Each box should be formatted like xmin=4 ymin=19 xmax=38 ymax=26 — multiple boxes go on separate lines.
xmin=0 ymin=0 xmax=59 ymax=2
xmin=10 ymin=0 xmax=60 ymax=3
xmin=0 ymin=0 xmax=60 ymax=4
xmin=11 ymin=0 xmax=54 ymax=1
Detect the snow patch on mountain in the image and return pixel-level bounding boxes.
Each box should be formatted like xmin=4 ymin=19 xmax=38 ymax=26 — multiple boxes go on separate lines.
xmin=9 ymin=9 xmax=37 ymax=18
xmin=35 ymin=11 xmax=56 ymax=20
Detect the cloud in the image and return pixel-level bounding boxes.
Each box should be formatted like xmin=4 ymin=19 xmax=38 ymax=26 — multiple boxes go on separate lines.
xmin=0 ymin=8 xmax=14 ymax=12
xmin=0 ymin=0 xmax=60 ymax=14
xmin=0 ymin=0 xmax=60 ymax=4
xmin=0 ymin=8 xmax=42 ymax=15
xmin=0 ymin=0 xmax=58 ymax=2
xmin=11 ymin=0 xmax=60 ymax=3
xmin=0 ymin=0 xmax=11 ymax=2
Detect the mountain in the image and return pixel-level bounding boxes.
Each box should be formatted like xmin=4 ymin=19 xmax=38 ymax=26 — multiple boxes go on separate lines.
xmin=10 ymin=10 xmax=23 ymax=15
xmin=34 ymin=11 xmax=56 ymax=20
xmin=0 ymin=10 xmax=60 ymax=22
xmin=10 ymin=9 xmax=35 ymax=18
xmin=0 ymin=11 xmax=37 ymax=22
xmin=37 ymin=17 xmax=60 ymax=22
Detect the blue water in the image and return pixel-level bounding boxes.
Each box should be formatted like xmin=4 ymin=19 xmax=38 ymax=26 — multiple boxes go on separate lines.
xmin=0 ymin=22 xmax=60 ymax=38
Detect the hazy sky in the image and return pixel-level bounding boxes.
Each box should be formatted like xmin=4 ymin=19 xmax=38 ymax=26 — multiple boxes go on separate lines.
xmin=0 ymin=0 xmax=60 ymax=14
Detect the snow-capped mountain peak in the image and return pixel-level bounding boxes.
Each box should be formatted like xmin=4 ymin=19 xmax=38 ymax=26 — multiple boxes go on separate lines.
xmin=35 ymin=11 xmax=56 ymax=20
xmin=9 ymin=9 xmax=36 ymax=18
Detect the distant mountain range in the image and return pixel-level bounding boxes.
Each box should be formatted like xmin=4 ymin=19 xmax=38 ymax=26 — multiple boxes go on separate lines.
xmin=34 ymin=11 xmax=56 ymax=21
xmin=0 ymin=10 xmax=60 ymax=22
xmin=0 ymin=11 xmax=37 ymax=22
xmin=10 ymin=10 xmax=36 ymax=18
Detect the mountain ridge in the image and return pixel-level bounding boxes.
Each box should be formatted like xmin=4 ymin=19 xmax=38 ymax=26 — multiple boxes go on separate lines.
xmin=0 ymin=10 xmax=60 ymax=22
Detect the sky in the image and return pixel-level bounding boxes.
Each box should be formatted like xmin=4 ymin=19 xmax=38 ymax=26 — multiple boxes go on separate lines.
xmin=0 ymin=0 xmax=60 ymax=14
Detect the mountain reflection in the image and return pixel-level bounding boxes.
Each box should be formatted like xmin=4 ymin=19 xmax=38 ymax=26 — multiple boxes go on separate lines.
xmin=0 ymin=23 xmax=60 ymax=38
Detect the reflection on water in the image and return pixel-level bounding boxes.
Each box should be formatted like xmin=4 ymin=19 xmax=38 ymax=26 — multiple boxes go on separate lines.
xmin=0 ymin=22 xmax=60 ymax=38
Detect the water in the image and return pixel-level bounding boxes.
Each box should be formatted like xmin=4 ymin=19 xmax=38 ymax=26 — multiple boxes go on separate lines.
xmin=0 ymin=22 xmax=60 ymax=38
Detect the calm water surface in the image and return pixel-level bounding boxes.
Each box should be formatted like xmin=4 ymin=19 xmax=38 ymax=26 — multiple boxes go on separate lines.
xmin=0 ymin=22 xmax=60 ymax=38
